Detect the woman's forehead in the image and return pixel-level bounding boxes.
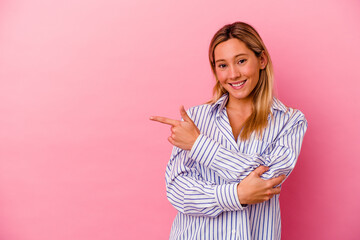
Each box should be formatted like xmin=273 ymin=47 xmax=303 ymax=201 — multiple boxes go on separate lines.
xmin=214 ymin=39 xmax=252 ymax=61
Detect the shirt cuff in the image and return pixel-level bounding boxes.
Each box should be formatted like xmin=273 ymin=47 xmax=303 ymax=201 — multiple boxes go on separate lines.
xmin=214 ymin=183 xmax=246 ymax=211
xmin=189 ymin=134 xmax=220 ymax=167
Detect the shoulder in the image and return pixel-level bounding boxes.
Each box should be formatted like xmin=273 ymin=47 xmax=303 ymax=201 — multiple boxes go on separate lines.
xmin=186 ymin=94 xmax=228 ymax=120
xmin=184 ymin=103 xmax=219 ymax=128
xmin=272 ymin=98 xmax=308 ymax=129
xmin=186 ymin=103 xmax=214 ymax=120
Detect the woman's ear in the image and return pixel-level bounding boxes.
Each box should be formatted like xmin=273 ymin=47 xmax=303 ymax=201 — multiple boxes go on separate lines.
xmin=259 ymin=51 xmax=268 ymax=69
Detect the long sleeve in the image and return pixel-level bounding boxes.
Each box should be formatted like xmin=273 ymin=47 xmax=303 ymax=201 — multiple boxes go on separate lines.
xmin=165 ymin=146 xmax=246 ymax=218
xmin=188 ymin=109 xmax=308 ymax=182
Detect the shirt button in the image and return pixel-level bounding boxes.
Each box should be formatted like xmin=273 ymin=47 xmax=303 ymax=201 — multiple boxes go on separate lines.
xmin=232 ymin=229 xmax=236 ymax=234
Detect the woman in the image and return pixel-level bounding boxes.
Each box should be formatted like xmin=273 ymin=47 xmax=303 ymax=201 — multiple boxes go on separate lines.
xmin=150 ymin=22 xmax=307 ymax=240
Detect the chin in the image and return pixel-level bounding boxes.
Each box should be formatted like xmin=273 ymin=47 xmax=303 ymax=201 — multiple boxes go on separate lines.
xmin=228 ymin=91 xmax=251 ymax=100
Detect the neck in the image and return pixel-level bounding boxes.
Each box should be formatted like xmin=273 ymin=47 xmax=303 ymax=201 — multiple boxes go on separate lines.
xmin=226 ymin=94 xmax=253 ymax=116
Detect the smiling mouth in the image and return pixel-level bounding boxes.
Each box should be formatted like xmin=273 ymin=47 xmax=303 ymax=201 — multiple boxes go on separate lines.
xmin=229 ymin=80 xmax=247 ymax=87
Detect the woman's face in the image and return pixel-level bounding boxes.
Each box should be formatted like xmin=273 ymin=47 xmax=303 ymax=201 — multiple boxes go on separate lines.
xmin=214 ymin=38 xmax=267 ymax=104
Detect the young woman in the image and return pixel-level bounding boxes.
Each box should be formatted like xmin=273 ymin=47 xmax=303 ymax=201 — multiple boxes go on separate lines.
xmin=150 ymin=22 xmax=307 ymax=240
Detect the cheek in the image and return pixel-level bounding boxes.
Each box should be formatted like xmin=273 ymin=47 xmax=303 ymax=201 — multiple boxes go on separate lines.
xmin=215 ymin=71 xmax=227 ymax=83
xmin=243 ymin=65 xmax=256 ymax=76
xmin=243 ymin=67 xmax=260 ymax=82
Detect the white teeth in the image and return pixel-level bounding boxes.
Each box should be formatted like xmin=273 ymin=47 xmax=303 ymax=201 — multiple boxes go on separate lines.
xmin=231 ymin=81 xmax=245 ymax=87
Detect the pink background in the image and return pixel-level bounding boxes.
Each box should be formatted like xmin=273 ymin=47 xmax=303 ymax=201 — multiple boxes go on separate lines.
xmin=1 ymin=0 xmax=359 ymax=239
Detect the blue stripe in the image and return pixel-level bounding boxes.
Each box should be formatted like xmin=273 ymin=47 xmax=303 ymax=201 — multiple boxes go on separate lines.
xmin=166 ymin=94 xmax=307 ymax=239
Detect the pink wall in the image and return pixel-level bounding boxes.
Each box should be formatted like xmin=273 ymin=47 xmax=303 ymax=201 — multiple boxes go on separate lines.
xmin=0 ymin=0 xmax=359 ymax=239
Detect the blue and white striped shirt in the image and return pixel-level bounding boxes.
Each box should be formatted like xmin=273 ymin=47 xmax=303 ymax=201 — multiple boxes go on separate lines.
xmin=165 ymin=94 xmax=307 ymax=239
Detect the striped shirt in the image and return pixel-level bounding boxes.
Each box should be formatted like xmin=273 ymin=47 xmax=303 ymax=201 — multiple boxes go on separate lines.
xmin=165 ymin=94 xmax=308 ymax=240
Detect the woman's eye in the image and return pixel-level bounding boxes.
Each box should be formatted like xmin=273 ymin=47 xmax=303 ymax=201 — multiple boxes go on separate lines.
xmin=238 ymin=59 xmax=247 ymax=64
xmin=218 ymin=64 xmax=227 ymax=68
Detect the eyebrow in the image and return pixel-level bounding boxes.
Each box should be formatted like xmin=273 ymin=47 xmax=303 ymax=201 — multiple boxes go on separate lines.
xmin=215 ymin=53 xmax=249 ymax=63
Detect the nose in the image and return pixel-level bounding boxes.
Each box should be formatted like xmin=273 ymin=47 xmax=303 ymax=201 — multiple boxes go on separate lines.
xmin=229 ymin=65 xmax=240 ymax=80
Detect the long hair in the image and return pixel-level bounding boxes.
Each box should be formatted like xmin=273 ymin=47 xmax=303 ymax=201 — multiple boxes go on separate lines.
xmin=208 ymin=22 xmax=275 ymax=140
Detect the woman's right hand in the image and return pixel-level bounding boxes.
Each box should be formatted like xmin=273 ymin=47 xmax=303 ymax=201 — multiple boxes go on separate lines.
xmin=237 ymin=166 xmax=286 ymax=205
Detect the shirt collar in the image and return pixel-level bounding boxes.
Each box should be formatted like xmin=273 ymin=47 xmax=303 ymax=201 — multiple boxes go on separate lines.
xmin=209 ymin=94 xmax=229 ymax=117
xmin=271 ymin=97 xmax=288 ymax=113
xmin=209 ymin=93 xmax=288 ymax=117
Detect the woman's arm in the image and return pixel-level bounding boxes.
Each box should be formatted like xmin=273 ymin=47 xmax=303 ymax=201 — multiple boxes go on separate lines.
xmin=166 ymin=146 xmax=283 ymax=217
xmin=165 ymin=146 xmax=244 ymax=218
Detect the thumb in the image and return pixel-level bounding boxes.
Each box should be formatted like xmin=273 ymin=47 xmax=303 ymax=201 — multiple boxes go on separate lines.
xmin=180 ymin=106 xmax=192 ymax=122
xmin=252 ymin=165 xmax=269 ymax=177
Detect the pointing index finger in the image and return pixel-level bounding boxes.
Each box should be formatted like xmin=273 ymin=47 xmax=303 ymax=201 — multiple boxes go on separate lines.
xmin=150 ymin=116 xmax=179 ymax=126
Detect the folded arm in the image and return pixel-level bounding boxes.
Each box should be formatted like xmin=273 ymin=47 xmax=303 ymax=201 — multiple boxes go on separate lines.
xmin=165 ymin=147 xmax=245 ymax=218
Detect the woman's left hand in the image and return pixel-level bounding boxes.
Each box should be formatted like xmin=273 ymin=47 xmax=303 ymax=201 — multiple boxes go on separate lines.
xmin=150 ymin=106 xmax=200 ymax=150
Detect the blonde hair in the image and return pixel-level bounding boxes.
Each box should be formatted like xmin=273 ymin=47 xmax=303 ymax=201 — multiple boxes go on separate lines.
xmin=208 ymin=22 xmax=274 ymax=140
